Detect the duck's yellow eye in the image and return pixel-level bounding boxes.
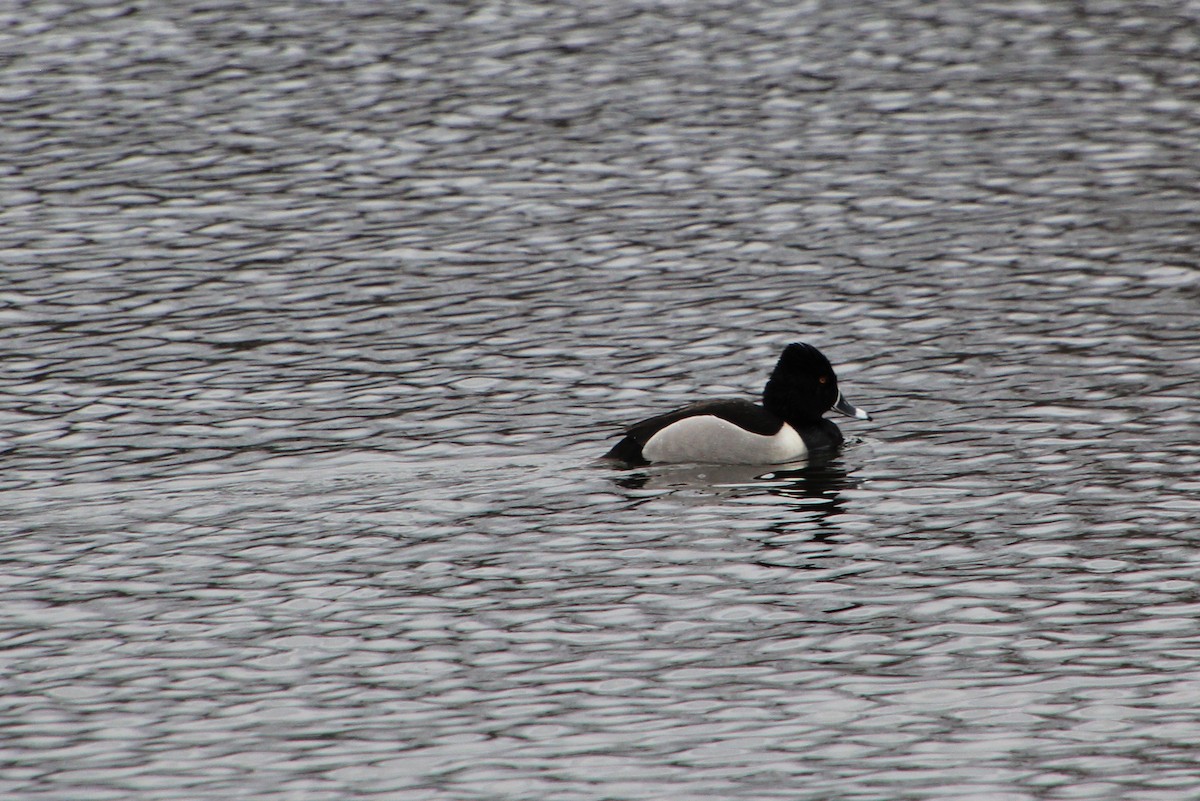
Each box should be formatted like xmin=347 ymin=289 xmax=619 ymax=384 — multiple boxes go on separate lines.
xmin=818 ymin=375 xmax=829 ymax=384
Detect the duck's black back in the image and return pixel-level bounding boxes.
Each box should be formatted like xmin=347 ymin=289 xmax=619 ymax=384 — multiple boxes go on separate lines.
xmin=604 ymin=399 xmax=782 ymax=464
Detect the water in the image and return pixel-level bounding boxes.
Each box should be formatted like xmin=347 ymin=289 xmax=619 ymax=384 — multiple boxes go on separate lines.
xmin=3 ymin=1 xmax=1200 ymax=799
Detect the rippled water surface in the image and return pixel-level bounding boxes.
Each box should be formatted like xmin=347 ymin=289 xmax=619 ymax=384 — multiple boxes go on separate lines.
xmin=3 ymin=1 xmax=1200 ymax=799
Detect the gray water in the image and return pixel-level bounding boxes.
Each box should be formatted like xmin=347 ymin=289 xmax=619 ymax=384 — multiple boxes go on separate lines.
xmin=3 ymin=1 xmax=1200 ymax=799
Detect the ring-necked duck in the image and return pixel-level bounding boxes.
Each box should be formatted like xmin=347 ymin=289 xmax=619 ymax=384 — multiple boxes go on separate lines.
xmin=605 ymin=342 xmax=871 ymax=466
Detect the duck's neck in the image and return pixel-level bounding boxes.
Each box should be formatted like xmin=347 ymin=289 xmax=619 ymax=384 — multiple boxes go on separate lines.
xmin=762 ymin=389 xmax=824 ymax=429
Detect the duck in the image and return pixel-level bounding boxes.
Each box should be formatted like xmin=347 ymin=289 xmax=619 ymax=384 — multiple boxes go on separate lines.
xmin=605 ymin=342 xmax=870 ymax=466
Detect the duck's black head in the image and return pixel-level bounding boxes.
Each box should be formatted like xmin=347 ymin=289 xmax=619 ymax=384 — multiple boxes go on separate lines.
xmin=762 ymin=342 xmax=870 ymax=425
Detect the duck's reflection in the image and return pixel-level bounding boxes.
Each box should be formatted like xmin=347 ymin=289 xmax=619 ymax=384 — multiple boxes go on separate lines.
xmin=610 ymin=455 xmax=858 ymax=543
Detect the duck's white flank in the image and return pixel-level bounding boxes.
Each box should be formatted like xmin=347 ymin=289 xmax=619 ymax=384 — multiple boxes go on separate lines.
xmin=640 ymin=416 xmax=808 ymax=465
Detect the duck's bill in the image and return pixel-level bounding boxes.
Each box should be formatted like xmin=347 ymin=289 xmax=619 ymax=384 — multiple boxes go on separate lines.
xmin=832 ymin=392 xmax=872 ymax=421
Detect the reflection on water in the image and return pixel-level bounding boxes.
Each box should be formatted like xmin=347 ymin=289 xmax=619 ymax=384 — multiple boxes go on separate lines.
xmin=611 ymin=455 xmax=861 ymax=543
